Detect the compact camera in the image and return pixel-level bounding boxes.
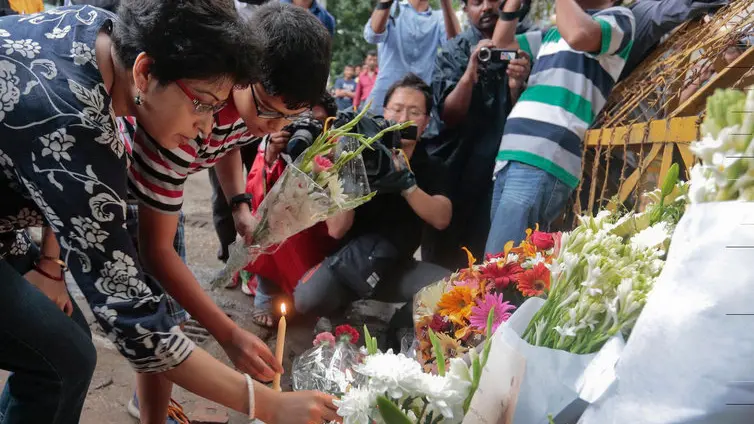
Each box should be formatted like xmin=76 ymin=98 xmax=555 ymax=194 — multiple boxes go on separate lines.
xmin=478 ymin=47 xmax=518 ymax=64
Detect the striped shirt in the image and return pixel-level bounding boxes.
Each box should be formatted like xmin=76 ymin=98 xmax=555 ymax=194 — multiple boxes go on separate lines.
xmin=124 ymin=100 xmax=259 ymax=213
xmin=495 ymin=7 xmax=635 ymax=189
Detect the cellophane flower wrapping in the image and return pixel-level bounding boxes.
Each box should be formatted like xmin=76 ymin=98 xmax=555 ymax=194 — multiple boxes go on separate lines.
xmin=292 ymin=338 xmax=367 ymax=396
xmin=210 ymin=136 xmax=371 ymax=289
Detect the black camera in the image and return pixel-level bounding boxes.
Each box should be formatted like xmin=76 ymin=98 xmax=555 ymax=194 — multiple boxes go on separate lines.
xmin=284 ymin=111 xmax=415 ymax=183
xmin=284 ymin=116 xmax=324 ymax=160
xmin=332 ymin=111 xmax=417 ymax=182
xmin=478 ymin=47 xmax=518 ymax=64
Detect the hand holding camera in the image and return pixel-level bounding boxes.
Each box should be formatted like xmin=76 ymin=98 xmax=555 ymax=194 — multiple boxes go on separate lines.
xmin=371 ymin=150 xmax=417 ymax=196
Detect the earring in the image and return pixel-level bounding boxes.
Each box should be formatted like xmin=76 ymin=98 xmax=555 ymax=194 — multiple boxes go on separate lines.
xmin=134 ymin=92 xmax=142 ymax=106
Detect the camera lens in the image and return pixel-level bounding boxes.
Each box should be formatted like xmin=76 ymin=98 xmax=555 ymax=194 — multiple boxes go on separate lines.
xmin=286 ymin=128 xmax=314 ymax=160
xmin=478 ymin=47 xmax=491 ymax=63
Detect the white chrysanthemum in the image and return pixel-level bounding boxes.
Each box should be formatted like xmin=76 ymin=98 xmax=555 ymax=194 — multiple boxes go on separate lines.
xmin=355 ymin=350 xmax=423 ymax=399
xmin=334 ymin=387 xmax=375 ymax=424
xmin=327 ymin=175 xmax=347 ymax=206
xmin=414 ymin=371 xmax=470 ymax=422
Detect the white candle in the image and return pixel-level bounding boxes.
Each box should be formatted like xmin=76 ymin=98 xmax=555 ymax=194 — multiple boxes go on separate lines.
xmin=272 ymin=302 xmax=287 ymax=391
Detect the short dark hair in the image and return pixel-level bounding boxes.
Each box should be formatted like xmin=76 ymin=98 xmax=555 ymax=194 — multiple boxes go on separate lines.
xmin=367 ymin=50 xmax=377 ymax=57
xmin=250 ymin=2 xmax=332 ymax=110
xmin=318 ymin=92 xmax=338 ymax=118
xmin=383 ymin=73 xmax=432 ymax=115
xmin=112 ymin=0 xmax=260 ymax=85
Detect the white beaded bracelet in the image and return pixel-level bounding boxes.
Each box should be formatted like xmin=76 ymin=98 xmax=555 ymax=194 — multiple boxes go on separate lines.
xmin=245 ymin=373 xmax=255 ymax=420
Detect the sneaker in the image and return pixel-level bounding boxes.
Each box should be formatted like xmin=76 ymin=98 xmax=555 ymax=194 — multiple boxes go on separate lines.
xmin=127 ymin=393 xmax=189 ymax=424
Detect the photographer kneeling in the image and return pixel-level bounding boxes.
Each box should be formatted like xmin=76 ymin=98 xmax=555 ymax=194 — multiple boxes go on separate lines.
xmin=294 ymin=74 xmax=452 ymax=319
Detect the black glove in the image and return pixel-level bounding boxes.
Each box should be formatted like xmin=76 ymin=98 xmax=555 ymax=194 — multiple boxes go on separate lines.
xmin=372 ymin=168 xmax=417 ymax=194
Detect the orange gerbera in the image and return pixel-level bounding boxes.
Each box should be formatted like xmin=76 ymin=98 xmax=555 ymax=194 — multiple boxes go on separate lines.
xmin=518 ymin=262 xmax=551 ymax=297
xmin=437 ymin=286 xmax=475 ymax=323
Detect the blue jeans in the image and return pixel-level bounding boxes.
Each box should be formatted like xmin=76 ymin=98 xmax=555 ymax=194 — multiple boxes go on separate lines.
xmin=0 ymin=248 xmax=97 ymax=424
xmin=254 ymin=276 xmax=281 ymax=310
xmin=485 ymin=161 xmax=573 ymax=255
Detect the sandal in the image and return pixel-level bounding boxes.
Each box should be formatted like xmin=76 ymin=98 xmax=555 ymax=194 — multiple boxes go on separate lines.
xmin=251 ymin=307 xmax=275 ymax=329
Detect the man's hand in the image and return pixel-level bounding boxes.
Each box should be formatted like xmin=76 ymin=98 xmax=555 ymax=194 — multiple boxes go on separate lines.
xmin=222 ymin=325 xmax=283 ymax=382
xmin=372 ymin=168 xmax=417 ymax=195
xmin=465 ymin=39 xmax=496 ymax=85
xmin=232 ymin=203 xmax=255 ymax=246
xmin=507 ymin=50 xmax=531 ymax=94
xmin=265 ymin=131 xmax=291 ymax=165
xmin=25 ymin=265 xmax=73 ymax=316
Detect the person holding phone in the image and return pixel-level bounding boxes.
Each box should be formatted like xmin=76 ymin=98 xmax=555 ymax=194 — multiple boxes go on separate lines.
xmin=293 ymin=73 xmax=452 ymax=322
xmin=422 ymin=0 xmax=531 ymax=270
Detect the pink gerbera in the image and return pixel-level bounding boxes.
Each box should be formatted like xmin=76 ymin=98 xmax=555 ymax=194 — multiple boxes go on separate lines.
xmin=313 ymin=155 xmax=334 ymax=172
xmin=469 ymin=293 xmax=516 ymax=333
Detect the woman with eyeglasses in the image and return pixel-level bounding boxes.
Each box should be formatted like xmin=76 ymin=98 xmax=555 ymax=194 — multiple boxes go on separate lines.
xmin=0 ymin=2 xmax=338 ymax=424
xmin=119 ymin=3 xmax=332 ymax=422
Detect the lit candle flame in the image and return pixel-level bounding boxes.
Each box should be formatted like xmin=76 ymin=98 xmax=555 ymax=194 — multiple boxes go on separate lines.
xmin=280 ymin=302 xmax=287 ymax=316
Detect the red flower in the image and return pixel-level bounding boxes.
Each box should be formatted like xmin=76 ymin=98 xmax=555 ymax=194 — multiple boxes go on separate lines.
xmin=334 ymin=324 xmax=360 ymax=344
xmin=429 ymin=314 xmax=450 ymax=333
xmin=480 ymin=261 xmax=524 ymax=289
xmin=530 ymin=230 xmax=555 ymax=251
xmin=518 ymin=263 xmax=551 ymax=297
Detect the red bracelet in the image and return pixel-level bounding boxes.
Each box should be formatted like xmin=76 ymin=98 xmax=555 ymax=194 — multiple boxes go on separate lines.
xmin=33 ymin=263 xmax=65 ymax=282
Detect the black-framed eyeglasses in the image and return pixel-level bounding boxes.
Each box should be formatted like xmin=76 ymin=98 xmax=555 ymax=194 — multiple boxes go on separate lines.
xmin=176 ymin=80 xmax=227 ymax=114
xmin=251 ymin=85 xmax=311 ymax=121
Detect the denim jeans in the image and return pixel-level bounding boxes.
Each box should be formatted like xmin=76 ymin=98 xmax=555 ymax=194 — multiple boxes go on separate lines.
xmin=485 ymin=161 xmax=573 ymax=255
xmin=0 ymin=249 xmax=97 ymax=424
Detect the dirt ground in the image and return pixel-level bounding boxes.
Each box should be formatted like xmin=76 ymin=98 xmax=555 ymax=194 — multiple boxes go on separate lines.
xmin=0 ymin=173 xmax=401 ymax=423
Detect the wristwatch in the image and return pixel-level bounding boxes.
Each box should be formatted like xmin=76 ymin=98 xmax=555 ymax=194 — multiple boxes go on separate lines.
xmin=229 ymin=193 xmax=253 ymax=211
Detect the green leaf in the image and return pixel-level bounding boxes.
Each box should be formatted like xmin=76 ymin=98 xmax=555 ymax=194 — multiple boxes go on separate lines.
xmin=428 ymin=330 xmax=446 ymax=376
xmin=376 ymin=395 xmax=413 ymax=424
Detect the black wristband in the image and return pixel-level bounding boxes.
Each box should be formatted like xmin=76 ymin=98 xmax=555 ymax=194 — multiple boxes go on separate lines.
xmin=376 ymin=0 xmax=393 ymax=10
xmin=498 ymin=0 xmax=529 ymax=21
xmin=230 ymin=193 xmax=253 ymax=211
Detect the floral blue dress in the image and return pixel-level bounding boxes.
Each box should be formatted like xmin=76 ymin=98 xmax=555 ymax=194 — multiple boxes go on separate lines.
xmin=0 ymin=6 xmax=194 ymax=373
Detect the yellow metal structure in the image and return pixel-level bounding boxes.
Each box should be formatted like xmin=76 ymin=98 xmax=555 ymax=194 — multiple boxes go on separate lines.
xmin=574 ymin=0 xmax=754 ymax=216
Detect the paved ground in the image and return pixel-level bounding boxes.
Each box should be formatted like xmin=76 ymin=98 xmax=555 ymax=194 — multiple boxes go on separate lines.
xmin=0 ymin=173 xmax=402 ymax=423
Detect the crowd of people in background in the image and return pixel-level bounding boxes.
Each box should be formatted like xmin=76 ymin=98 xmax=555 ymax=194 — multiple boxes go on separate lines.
xmin=0 ymin=0 xmax=750 ymax=423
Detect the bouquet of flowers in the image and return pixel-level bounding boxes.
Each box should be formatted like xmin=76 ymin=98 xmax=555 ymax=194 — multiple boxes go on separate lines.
xmin=579 ymin=89 xmax=754 ymax=423
xmin=464 ymin=170 xmax=687 ymax=423
xmin=336 ymin=316 xmax=495 ymax=424
xmin=292 ymin=325 xmax=366 ymax=395
xmin=520 ymin=164 xmax=687 ymax=354
xmin=413 ymin=228 xmax=560 ymax=370
xmin=211 ymin=108 xmax=411 ymax=288
xmin=688 ymin=87 xmax=754 ymax=202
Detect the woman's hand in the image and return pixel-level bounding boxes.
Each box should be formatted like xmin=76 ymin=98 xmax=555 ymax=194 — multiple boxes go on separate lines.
xmin=222 ymin=325 xmax=283 ymax=382
xmin=273 ymin=391 xmax=342 ymax=424
xmin=24 ymin=264 xmax=73 ymax=316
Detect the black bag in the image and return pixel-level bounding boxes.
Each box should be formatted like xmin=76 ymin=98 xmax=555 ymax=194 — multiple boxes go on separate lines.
xmin=328 ymin=234 xmax=401 ymax=298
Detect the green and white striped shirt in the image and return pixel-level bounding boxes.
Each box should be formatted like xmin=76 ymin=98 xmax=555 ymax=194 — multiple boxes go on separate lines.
xmin=495 ymin=7 xmax=635 ymax=188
